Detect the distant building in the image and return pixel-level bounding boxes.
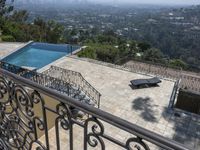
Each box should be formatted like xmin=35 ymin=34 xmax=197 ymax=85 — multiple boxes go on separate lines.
xmin=147 ymin=19 xmax=157 ymax=24
xmin=124 ymin=28 xmax=129 ymax=31
xmin=191 ymin=26 xmax=200 ymax=31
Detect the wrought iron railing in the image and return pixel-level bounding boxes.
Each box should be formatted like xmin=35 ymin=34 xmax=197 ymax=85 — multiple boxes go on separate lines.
xmin=43 ymin=66 xmax=101 ymax=108
xmin=0 ymin=61 xmax=34 ymax=77
xmin=0 ymin=61 xmax=98 ymax=107
xmin=0 ymin=68 xmax=190 ymax=150
xmin=179 ymin=74 xmax=200 ymax=92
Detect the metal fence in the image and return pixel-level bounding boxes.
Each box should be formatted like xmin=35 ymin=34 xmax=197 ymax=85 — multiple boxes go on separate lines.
xmin=43 ymin=66 xmax=101 ymax=108
xmin=0 ymin=61 xmax=99 ymax=107
xmin=0 ymin=68 xmax=189 ymax=150
xmin=179 ymin=74 xmax=200 ymax=92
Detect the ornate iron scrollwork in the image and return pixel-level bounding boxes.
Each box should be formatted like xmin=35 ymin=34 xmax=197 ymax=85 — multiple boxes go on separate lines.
xmin=56 ymin=103 xmax=72 ymax=131
xmin=0 ymin=138 xmax=8 ymax=150
xmin=0 ymin=76 xmax=47 ymax=149
xmin=84 ymin=117 xmax=105 ymax=150
xmin=126 ymin=137 xmax=150 ymax=150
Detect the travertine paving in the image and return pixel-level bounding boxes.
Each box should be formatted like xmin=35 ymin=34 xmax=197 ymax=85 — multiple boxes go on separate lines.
xmin=0 ymin=42 xmax=26 ymax=58
xmin=39 ymin=56 xmax=200 ymax=150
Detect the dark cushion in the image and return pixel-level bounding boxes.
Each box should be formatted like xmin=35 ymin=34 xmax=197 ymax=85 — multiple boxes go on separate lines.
xmin=130 ymin=77 xmax=161 ymax=87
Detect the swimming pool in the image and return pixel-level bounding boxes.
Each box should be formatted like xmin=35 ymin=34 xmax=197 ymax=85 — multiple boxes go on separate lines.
xmin=2 ymin=42 xmax=80 ymax=69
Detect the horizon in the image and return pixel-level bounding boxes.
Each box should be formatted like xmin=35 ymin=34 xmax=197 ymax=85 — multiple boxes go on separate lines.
xmin=93 ymin=0 xmax=200 ymax=5
xmin=15 ymin=0 xmax=200 ymax=6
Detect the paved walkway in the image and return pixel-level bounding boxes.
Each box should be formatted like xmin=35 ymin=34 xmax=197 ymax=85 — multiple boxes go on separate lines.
xmin=0 ymin=42 xmax=26 ymax=58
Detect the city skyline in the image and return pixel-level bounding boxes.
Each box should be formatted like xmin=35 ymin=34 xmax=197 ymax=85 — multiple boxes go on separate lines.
xmin=93 ymin=0 xmax=200 ymax=5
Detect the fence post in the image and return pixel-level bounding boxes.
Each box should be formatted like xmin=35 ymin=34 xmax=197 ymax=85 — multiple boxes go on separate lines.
xmin=71 ymin=45 xmax=73 ymax=55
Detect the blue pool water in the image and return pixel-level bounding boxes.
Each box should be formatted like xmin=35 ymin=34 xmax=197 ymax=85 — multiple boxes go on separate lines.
xmin=2 ymin=42 xmax=80 ymax=69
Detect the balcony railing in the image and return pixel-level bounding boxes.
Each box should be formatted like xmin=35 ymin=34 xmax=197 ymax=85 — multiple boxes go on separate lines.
xmin=179 ymin=74 xmax=200 ymax=92
xmin=0 ymin=68 xmax=190 ymax=150
xmin=0 ymin=61 xmax=99 ymax=108
xmin=43 ymin=66 xmax=101 ymax=108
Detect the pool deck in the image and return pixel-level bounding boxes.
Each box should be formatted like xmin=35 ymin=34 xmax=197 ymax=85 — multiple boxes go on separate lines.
xmin=0 ymin=42 xmax=27 ymax=58
xmin=39 ymin=56 xmax=199 ymax=150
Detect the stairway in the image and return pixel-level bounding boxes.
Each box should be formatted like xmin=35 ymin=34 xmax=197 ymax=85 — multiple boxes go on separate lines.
xmin=43 ymin=66 xmax=101 ymax=107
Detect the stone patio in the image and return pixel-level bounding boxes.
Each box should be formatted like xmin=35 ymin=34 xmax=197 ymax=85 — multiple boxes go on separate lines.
xmin=39 ymin=56 xmax=199 ymax=150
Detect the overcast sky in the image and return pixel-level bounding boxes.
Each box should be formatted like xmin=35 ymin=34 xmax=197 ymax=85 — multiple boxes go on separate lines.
xmin=91 ymin=0 xmax=200 ymax=5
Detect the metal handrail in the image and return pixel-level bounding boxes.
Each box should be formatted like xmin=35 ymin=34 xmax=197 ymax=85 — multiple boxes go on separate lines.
xmin=43 ymin=66 xmax=101 ymax=108
xmin=0 ymin=68 xmax=190 ymax=150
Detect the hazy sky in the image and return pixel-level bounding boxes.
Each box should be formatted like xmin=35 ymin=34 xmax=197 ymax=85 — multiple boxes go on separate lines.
xmin=92 ymin=0 xmax=200 ymax=5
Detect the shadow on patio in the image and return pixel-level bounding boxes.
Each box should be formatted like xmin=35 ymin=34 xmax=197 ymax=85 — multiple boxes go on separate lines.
xmin=161 ymin=108 xmax=199 ymax=150
xmin=132 ymin=97 xmax=159 ymax=123
xmin=132 ymin=97 xmax=199 ymax=149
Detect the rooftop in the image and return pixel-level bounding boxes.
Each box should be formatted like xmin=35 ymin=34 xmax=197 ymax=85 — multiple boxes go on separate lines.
xmin=40 ymin=56 xmax=199 ymax=149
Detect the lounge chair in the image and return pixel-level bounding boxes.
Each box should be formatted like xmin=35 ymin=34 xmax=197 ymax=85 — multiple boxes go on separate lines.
xmin=130 ymin=77 xmax=161 ymax=88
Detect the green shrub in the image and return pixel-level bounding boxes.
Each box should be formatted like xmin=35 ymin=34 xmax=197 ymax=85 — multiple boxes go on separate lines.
xmin=78 ymin=47 xmax=96 ymax=59
xmin=1 ymin=35 xmax=16 ymax=42
xmin=169 ymin=59 xmax=188 ymax=70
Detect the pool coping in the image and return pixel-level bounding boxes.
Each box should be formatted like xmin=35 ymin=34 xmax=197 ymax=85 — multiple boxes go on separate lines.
xmin=37 ymin=55 xmax=70 ymax=73
xmin=37 ymin=46 xmax=84 ymax=73
xmin=71 ymin=46 xmax=84 ymax=55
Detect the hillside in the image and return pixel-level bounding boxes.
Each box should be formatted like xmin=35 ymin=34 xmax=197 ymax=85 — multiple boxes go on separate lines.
xmin=1 ymin=1 xmax=200 ymax=70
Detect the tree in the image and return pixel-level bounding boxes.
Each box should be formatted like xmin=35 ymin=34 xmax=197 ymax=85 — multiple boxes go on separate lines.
xmin=103 ymin=29 xmax=116 ymax=36
xmin=97 ymin=35 xmax=117 ymax=45
xmin=118 ymin=43 xmax=128 ymax=56
xmin=130 ymin=40 xmax=137 ymax=50
xmin=46 ymin=20 xmax=64 ymax=43
xmin=0 ymin=0 xmax=14 ymax=16
xmin=96 ymin=45 xmax=119 ymax=63
xmin=129 ymin=40 xmax=137 ymax=56
xmin=143 ymin=48 xmax=164 ymax=63
xmin=78 ymin=47 xmax=96 ymax=59
xmin=138 ymin=42 xmax=151 ymax=52
xmin=0 ymin=0 xmax=14 ymax=39
xmin=169 ymin=59 xmax=188 ymax=69
xmin=10 ymin=10 xmax=28 ymax=22
xmin=34 ymin=17 xmax=47 ymax=42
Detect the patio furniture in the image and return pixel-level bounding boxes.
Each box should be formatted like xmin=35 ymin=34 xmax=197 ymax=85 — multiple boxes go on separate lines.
xmin=130 ymin=77 xmax=161 ymax=88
